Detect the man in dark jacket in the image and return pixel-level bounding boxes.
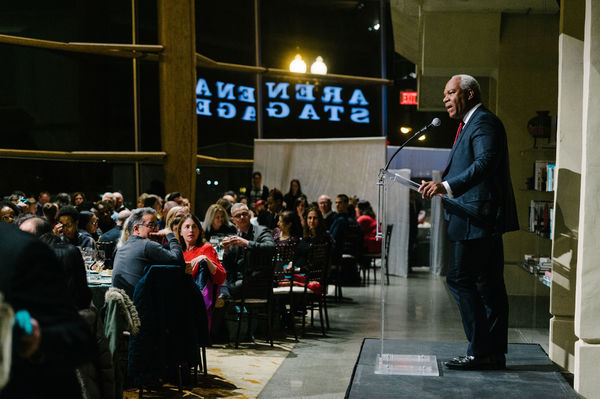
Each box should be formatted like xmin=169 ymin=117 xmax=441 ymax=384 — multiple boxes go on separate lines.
xmin=419 ymin=74 xmax=518 ymax=370
xmin=0 ymin=223 xmax=94 ymax=398
xmin=221 ymin=203 xmax=275 ymax=298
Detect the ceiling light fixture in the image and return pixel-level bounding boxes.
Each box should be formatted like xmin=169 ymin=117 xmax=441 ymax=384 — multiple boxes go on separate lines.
xmin=289 ymin=54 xmax=307 ymax=73
xmin=400 ymin=126 xmax=412 ymax=134
xmin=310 ymin=56 xmax=327 ymax=75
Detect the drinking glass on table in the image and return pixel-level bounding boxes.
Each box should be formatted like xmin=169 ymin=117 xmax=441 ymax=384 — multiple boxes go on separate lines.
xmin=95 ymin=250 xmax=105 ymax=271
xmin=82 ymin=247 xmax=96 ymax=272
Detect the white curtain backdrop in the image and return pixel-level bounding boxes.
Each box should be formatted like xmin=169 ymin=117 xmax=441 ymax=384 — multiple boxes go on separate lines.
xmin=384 ymin=169 xmax=411 ymax=277
xmin=253 ymin=137 xmax=387 ymax=205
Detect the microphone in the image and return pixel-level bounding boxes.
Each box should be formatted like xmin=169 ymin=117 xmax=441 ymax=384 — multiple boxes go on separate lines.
xmin=384 ymin=118 xmax=441 ymax=171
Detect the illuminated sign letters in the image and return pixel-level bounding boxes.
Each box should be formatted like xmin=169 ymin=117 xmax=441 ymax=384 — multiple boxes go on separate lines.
xmin=196 ymin=78 xmax=370 ymax=124
xmin=400 ymin=91 xmax=418 ymax=105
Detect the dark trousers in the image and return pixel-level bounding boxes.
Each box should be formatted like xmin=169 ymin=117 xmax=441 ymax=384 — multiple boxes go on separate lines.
xmin=446 ymin=236 xmax=508 ymax=357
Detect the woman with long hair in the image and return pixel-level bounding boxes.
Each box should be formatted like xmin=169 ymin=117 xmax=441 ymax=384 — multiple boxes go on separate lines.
xmin=202 ymin=203 xmax=236 ymax=241
xmin=177 ymin=214 xmax=226 ymax=325
xmin=283 ymin=179 xmax=302 ymax=211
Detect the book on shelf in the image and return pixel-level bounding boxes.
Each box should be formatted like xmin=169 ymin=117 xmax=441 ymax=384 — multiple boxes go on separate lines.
xmin=546 ymin=163 xmax=556 ymax=192
xmin=529 ymin=199 xmax=553 ymax=238
xmin=533 ymin=160 xmax=555 ymax=191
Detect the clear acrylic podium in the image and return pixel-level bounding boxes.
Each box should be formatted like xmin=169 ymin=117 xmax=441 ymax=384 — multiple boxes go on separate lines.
xmin=373 ymin=169 xmax=440 ymax=376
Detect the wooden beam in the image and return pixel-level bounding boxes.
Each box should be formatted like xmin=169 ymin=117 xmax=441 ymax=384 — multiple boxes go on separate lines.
xmin=157 ymin=0 xmax=198 ymax=208
xmin=0 ymin=149 xmax=166 ymax=163
xmin=196 ymin=53 xmax=394 ymax=86
xmin=0 ymin=34 xmax=162 ymax=60
xmin=196 ymin=154 xmax=253 ymax=168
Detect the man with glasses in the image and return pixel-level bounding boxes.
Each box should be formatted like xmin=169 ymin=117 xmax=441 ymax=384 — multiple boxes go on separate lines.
xmin=112 ymin=207 xmax=185 ymax=297
xmin=221 ymin=203 xmax=275 ymax=298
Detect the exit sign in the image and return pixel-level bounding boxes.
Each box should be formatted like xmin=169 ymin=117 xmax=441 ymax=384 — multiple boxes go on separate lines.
xmin=400 ymin=91 xmax=418 ymax=105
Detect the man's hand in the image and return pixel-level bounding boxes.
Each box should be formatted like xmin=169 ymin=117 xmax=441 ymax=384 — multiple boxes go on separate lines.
xmin=221 ymin=235 xmax=249 ymax=251
xmin=53 ymin=223 xmax=63 ymax=237
xmin=418 ymin=180 xmax=447 ymax=199
xmin=150 ymin=228 xmax=171 ymax=238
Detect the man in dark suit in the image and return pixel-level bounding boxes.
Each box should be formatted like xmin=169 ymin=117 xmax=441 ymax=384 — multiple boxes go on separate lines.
xmin=419 ymin=74 xmax=518 ymax=370
xmin=0 ymin=223 xmax=94 ymax=398
xmin=221 ymin=203 xmax=275 ymax=298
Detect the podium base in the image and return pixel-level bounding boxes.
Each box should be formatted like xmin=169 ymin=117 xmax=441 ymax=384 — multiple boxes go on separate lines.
xmin=374 ymin=353 xmax=439 ymax=376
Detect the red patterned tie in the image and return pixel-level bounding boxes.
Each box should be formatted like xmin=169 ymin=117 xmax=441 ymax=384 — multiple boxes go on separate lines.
xmin=453 ymin=121 xmax=464 ymax=146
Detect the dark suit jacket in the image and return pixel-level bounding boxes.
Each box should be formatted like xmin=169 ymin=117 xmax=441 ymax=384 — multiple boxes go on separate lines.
xmin=223 ymin=224 xmax=275 ymax=284
xmin=0 ymin=224 xmax=94 ymax=399
xmin=442 ymin=106 xmax=519 ymax=241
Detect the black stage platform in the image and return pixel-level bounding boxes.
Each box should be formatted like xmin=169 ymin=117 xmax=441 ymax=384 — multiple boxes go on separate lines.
xmin=346 ymin=339 xmax=577 ymax=398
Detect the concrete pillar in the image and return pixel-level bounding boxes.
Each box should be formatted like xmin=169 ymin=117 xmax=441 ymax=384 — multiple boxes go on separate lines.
xmin=574 ymin=0 xmax=600 ymax=396
xmin=549 ymin=0 xmax=585 ymax=373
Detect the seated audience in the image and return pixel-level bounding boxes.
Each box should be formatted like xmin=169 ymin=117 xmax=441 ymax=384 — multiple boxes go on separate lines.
xmin=263 ymin=188 xmax=284 ymax=230
xmin=35 ymin=191 xmax=51 ymax=216
xmin=113 ymin=191 xmax=127 ymax=212
xmin=0 ymin=223 xmax=94 ymax=398
xmin=17 ymin=215 xmax=53 ymax=237
xmin=0 ymin=201 xmax=18 ymax=224
xmin=79 ymin=210 xmax=100 ymax=242
xmin=203 ymin=203 xmax=236 ymax=241
xmin=165 ymin=191 xmax=183 ymax=205
xmin=42 ymin=202 xmax=59 ymax=226
xmin=273 ymin=210 xmax=301 ymax=249
xmin=178 ymin=214 xmax=226 ymax=323
xmin=112 ymin=207 xmax=184 ymax=297
xmin=291 ymin=205 xmax=333 ymax=273
xmin=356 ymin=200 xmax=381 ymax=254
xmin=318 ymin=194 xmax=335 ymax=230
xmin=221 ymin=203 xmax=275 ymax=298
xmin=96 ymin=200 xmax=116 ymax=236
xmin=248 ymin=171 xmax=269 ymax=207
xmin=72 ymin=192 xmax=86 ymax=207
xmin=283 ymin=179 xmax=303 ymax=211
xmin=56 ymin=192 xmax=72 ymax=208
xmin=100 ymin=209 xmax=131 ymax=243
xmin=56 ymin=205 xmax=96 ymax=249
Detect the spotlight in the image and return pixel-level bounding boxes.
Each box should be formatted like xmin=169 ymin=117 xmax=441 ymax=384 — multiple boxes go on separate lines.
xmin=400 ymin=126 xmax=412 ymax=134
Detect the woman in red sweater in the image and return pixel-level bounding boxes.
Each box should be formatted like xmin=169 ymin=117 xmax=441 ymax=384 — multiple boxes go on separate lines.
xmin=177 ymin=214 xmax=226 ymax=326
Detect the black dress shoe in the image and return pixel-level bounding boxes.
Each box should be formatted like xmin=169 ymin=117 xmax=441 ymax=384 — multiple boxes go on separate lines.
xmin=445 ymin=355 xmax=505 ymax=370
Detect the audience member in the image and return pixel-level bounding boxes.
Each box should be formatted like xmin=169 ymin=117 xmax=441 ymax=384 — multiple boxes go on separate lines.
xmin=159 ymin=200 xmax=179 ymax=229
xmin=56 ymin=192 xmax=72 ymax=208
xmin=264 ymin=188 xmax=284 ymax=230
xmin=55 ymin=205 xmax=96 ymax=249
xmin=272 ymin=210 xmax=300 ymax=250
xmin=72 ymin=192 xmax=86 ymax=207
xmin=17 ymin=215 xmax=53 ymax=237
xmin=318 ymin=194 xmax=335 ymax=230
xmin=290 ymin=205 xmax=333 ymax=273
xmin=96 ymin=200 xmax=116 ymax=235
xmin=79 ymin=210 xmax=100 ymax=242
xmin=165 ymin=191 xmax=183 ymax=205
xmin=42 ymin=202 xmax=59 ymax=226
xmin=221 ymin=203 xmax=275 ymax=298
xmin=112 ymin=207 xmax=184 ymax=297
xmin=222 ymin=192 xmax=236 ymax=205
xmin=35 ymin=191 xmax=51 ymax=216
xmin=0 ymin=223 xmax=94 ymax=398
xmin=356 ymin=200 xmax=381 ymax=254
xmin=100 ymin=209 xmax=131 ymax=243
xmin=283 ymin=179 xmax=303 ymax=211
xmin=0 ymin=202 xmax=18 ymax=224
xmin=248 ymin=171 xmax=269 ymax=207
xmin=203 ymin=203 xmax=236 ymax=242
xmin=136 ymin=193 xmax=149 ymax=208
xmin=177 ymin=214 xmax=226 ymax=322
xmin=216 ymin=197 xmax=232 ymax=215
xmin=113 ymin=191 xmax=127 ymax=212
